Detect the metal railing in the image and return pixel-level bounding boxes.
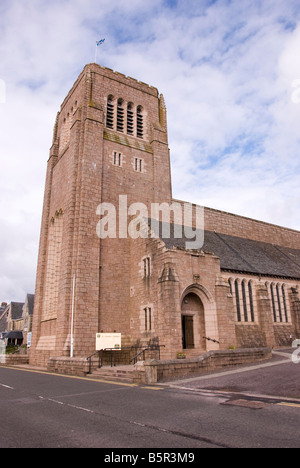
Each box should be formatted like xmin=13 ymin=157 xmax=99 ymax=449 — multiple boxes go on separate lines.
xmin=203 ymin=336 xmax=220 ymax=344
xmin=86 ymin=345 xmax=165 ymax=374
xmin=86 ymin=350 xmax=103 ymax=374
xmin=130 ymin=345 xmax=165 ymax=365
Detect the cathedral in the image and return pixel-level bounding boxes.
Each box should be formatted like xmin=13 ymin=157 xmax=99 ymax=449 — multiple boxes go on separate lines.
xmin=30 ymin=63 xmax=300 ymax=368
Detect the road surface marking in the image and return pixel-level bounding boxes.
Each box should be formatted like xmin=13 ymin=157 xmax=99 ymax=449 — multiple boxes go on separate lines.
xmin=67 ymin=404 xmax=94 ymax=413
xmin=0 ymin=383 xmax=14 ymax=390
xmin=141 ymin=386 xmax=165 ymax=391
xmin=277 ymin=402 xmax=300 ymax=408
xmin=39 ymin=395 xmax=94 ymax=413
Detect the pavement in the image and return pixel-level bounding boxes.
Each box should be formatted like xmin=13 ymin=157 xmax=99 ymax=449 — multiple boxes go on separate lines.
xmin=162 ymin=348 xmax=300 ymax=402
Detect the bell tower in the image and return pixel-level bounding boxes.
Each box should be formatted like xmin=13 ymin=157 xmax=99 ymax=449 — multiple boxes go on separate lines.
xmin=30 ymin=64 xmax=172 ymax=366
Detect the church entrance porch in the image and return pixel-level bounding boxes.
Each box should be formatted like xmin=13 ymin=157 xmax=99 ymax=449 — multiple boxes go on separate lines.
xmin=181 ymin=292 xmax=206 ymax=353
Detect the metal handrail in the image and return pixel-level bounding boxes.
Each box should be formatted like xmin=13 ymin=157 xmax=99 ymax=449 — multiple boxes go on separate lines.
xmin=130 ymin=345 xmax=165 ymax=365
xmin=86 ymin=345 xmax=166 ymax=374
xmin=203 ymin=336 xmax=220 ymax=344
xmin=130 ymin=348 xmax=148 ymax=365
xmin=86 ymin=350 xmax=103 ymax=374
xmin=86 ymin=348 xmax=121 ymax=373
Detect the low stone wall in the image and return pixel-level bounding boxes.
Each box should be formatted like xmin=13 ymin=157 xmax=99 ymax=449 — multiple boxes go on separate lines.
xmin=0 ymin=355 xmax=29 ymax=366
xmin=41 ymin=348 xmax=271 ymax=383
xmin=144 ymin=347 xmax=272 ymax=384
xmin=48 ymin=357 xmax=90 ymax=377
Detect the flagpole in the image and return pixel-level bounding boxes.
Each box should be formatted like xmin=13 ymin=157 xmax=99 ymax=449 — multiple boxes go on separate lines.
xmin=94 ymin=39 xmax=105 ymax=64
xmin=70 ymin=274 xmax=75 ymax=358
xmin=95 ymin=42 xmax=98 ymax=63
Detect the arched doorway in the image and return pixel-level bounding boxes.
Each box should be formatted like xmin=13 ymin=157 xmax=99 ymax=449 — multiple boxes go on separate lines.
xmin=181 ymin=292 xmax=206 ymax=351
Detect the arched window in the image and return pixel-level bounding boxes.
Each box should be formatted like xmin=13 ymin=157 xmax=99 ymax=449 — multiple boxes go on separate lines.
xmin=228 ymin=278 xmax=233 ymax=295
xmin=137 ymin=106 xmax=143 ymax=139
xmin=248 ymin=281 xmax=255 ymax=322
xmin=276 ymin=284 xmax=283 ymax=322
xmin=127 ymin=103 xmax=134 ymax=135
xmin=270 ymin=283 xmax=277 ymax=322
xmin=106 ymin=95 xmax=114 ymax=129
xmin=143 ymin=257 xmax=151 ymax=278
xmin=233 ymin=278 xmax=255 ymax=323
xmin=269 ymin=282 xmax=291 ymax=323
xmin=241 ymin=280 xmax=248 ymax=322
xmin=235 ymin=280 xmax=241 ymax=322
xmin=117 ymin=99 xmax=124 ymax=132
xmin=282 ymin=285 xmax=289 ymax=323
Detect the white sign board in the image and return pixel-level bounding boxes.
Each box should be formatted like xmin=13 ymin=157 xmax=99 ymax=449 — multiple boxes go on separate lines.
xmin=27 ymin=332 xmax=32 ymax=348
xmin=96 ymin=333 xmax=121 ymax=351
xmin=0 ymin=340 xmax=6 ymax=364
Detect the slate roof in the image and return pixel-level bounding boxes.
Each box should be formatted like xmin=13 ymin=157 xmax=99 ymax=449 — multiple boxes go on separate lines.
xmin=0 ymin=307 xmax=8 ymax=333
xmin=10 ymin=302 xmax=24 ymax=320
xmin=149 ymin=220 xmax=300 ymax=279
xmin=203 ymin=231 xmax=300 ymax=279
xmin=26 ymin=294 xmax=35 ymax=316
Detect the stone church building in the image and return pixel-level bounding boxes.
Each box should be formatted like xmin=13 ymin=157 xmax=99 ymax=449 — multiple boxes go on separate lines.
xmin=30 ymin=63 xmax=300 ymax=368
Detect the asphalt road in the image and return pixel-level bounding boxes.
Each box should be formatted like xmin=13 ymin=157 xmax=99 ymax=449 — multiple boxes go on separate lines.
xmin=0 ymin=359 xmax=299 ymax=449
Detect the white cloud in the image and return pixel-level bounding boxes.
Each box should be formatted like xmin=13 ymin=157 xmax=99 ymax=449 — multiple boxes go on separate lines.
xmin=1 ymin=0 xmax=300 ymax=301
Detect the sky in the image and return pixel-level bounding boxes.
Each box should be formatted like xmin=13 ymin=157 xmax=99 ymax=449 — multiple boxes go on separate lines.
xmin=1 ymin=0 xmax=300 ymax=302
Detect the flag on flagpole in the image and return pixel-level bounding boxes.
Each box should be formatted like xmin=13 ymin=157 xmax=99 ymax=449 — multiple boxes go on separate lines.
xmin=95 ymin=39 xmax=105 ymax=63
xmin=96 ymin=39 xmax=105 ymax=46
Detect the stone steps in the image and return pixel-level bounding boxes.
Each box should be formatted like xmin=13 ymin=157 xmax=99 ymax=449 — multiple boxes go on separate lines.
xmin=89 ymin=365 xmax=136 ymax=383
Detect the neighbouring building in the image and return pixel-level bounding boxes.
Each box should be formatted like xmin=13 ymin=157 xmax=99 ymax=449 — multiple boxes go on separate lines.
xmin=3 ymin=302 xmax=24 ymax=346
xmin=29 ymin=63 xmax=300 ymax=368
xmin=0 ymin=302 xmax=8 ymax=339
xmin=22 ymin=294 xmax=35 ymax=347
xmin=0 ymin=295 xmax=34 ymax=346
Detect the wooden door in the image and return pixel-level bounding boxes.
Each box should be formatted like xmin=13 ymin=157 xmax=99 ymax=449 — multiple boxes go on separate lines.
xmin=182 ymin=315 xmax=195 ymax=349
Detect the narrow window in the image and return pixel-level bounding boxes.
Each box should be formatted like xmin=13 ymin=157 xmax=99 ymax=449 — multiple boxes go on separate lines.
xmin=276 ymin=284 xmax=283 ymax=322
xmin=106 ymin=96 xmax=114 ymax=129
xmin=113 ymin=152 xmax=122 ymax=166
xmin=282 ymin=285 xmax=289 ymax=323
xmin=134 ymin=157 xmax=143 ymax=172
xmin=127 ymin=103 xmax=134 ymax=135
xmin=242 ymin=280 xmax=248 ymax=322
xmin=248 ymin=282 xmax=255 ymax=322
xmin=117 ymin=99 xmax=124 ymax=132
xmin=137 ymin=106 xmax=143 ymax=138
xmin=143 ymin=257 xmax=151 ymax=277
xmin=144 ymin=307 xmax=152 ymax=331
xmin=270 ymin=284 xmax=277 ymax=322
xmin=235 ymin=280 xmax=241 ymax=322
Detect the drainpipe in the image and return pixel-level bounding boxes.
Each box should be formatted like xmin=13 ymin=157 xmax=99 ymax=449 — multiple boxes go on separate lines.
xmin=70 ymin=274 xmax=76 ymax=358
